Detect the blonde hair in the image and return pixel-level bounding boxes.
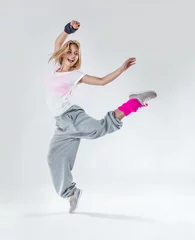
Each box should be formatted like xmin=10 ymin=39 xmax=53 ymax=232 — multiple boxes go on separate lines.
xmin=48 ymin=40 xmax=81 ymax=71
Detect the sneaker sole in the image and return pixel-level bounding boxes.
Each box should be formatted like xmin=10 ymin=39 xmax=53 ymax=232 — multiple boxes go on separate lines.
xmin=69 ymin=189 xmax=83 ymax=214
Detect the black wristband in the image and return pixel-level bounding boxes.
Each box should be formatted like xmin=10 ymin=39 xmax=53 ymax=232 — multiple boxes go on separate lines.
xmin=64 ymin=22 xmax=78 ymax=34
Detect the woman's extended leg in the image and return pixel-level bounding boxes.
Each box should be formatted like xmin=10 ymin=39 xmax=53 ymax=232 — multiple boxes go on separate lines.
xmin=65 ymin=91 xmax=157 ymax=140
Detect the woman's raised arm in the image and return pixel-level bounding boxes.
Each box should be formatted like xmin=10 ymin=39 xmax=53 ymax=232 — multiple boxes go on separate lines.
xmin=54 ymin=20 xmax=80 ymax=52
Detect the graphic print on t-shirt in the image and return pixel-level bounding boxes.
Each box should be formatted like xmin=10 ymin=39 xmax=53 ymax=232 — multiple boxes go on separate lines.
xmin=45 ymin=65 xmax=86 ymax=116
xmin=46 ymin=74 xmax=72 ymax=96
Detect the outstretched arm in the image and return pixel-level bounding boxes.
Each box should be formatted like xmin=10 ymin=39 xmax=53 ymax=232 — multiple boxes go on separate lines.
xmin=54 ymin=20 xmax=80 ymax=52
xmin=80 ymin=58 xmax=136 ymax=86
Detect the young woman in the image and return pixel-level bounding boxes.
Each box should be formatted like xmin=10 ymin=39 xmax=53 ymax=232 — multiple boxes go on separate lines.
xmin=46 ymin=20 xmax=157 ymax=214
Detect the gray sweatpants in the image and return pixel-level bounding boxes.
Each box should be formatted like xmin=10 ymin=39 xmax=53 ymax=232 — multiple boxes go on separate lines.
xmin=47 ymin=105 xmax=123 ymax=198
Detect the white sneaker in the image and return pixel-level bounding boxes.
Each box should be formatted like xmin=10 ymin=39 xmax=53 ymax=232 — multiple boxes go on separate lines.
xmin=69 ymin=189 xmax=82 ymax=214
xmin=129 ymin=90 xmax=157 ymax=105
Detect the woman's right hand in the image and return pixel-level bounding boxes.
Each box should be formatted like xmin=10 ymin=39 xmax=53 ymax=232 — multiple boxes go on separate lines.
xmin=71 ymin=20 xmax=80 ymax=29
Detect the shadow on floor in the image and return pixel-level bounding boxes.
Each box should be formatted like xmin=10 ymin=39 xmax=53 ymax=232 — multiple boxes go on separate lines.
xmin=24 ymin=211 xmax=162 ymax=223
xmin=75 ymin=212 xmax=161 ymax=223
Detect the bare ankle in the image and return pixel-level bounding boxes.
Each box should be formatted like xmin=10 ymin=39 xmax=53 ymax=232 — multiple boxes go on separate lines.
xmin=113 ymin=109 xmax=125 ymax=120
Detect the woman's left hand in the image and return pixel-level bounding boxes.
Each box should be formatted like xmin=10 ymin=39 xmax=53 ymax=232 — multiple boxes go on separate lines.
xmin=120 ymin=57 xmax=136 ymax=72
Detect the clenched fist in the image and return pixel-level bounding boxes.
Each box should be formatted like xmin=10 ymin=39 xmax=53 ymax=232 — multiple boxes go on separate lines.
xmin=71 ymin=20 xmax=80 ymax=29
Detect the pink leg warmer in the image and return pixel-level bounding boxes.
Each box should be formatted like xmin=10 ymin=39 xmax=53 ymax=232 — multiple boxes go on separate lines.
xmin=118 ymin=98 xmax=145 ymax=116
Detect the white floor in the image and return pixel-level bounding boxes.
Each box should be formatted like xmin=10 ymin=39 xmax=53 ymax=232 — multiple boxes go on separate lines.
xmin=1 ymin=184 xmax=195 ymax=240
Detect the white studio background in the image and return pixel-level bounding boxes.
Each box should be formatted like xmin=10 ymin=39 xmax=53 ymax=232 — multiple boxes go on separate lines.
xmin=0 ymin=0 xmax=195 ymax=215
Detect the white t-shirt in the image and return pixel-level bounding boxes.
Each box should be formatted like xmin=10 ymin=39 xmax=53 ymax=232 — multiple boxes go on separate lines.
xmin=45 ymin=64 xmax=86 ymax=116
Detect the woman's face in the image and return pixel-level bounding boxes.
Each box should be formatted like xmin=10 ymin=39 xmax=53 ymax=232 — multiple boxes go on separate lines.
xmin=64 ymin=44 xmax=79 ymax=68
